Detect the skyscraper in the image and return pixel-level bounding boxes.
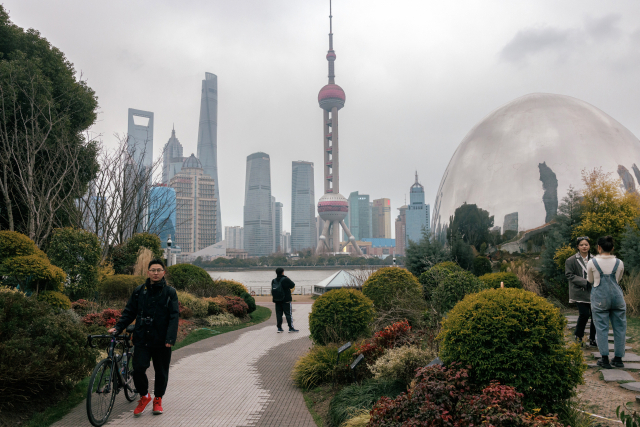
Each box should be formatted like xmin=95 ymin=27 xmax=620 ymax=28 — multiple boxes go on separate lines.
xmin=291 ymin=161 xmax=316 ymax=251
xmin=197 ymin=72 xmax=222 ymax=242
xmin=225 ymin=226 xmax=244 ymax=250
xmin=162 ymin=127 xmax=185 ymax=184
xmin=345 ymin=191 xmax=371 ymax=241
xmin=169 ymin=154 xmax=217 ymax=254
xmin=127 ymin=109 xmax=154 ymax=169
xmin=395 ymin=204 xmax=408 ymax=256
xmin=315 ymin=3 xmax=362 ymax=255
xmin=148 ymin=185 xmax=176 ymax=248
xmin=275 ymin=201 xmax=283 ymax=252
xmin=372 ymin=198 xmax=392 ymax=238
xmin=406 ymin=172 xmax=430 ymax=244
xmin=243 ymin=152 xmax=274 ymax=256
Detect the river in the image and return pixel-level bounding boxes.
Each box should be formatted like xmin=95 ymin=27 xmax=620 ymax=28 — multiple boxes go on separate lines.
xmin=207 ymin=269 xmax=342 ymax=295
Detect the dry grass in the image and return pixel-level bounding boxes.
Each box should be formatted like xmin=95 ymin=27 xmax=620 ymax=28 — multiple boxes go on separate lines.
xmin=623 ymin=272 xmax=640 ymax=317
xmin=132 ymin=247 xmax=154 ymax=277
xmin=509 ymin=261 xmax=543 ymax=296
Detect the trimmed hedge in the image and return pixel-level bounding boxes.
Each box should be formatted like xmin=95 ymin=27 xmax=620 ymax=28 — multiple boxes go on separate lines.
xmin=309 ymin=288 xmax=375 ymax=345
xmin=419 ymin=262 xmax=488 ymax=315
xmin=241 ymin=292 xmax=257 ymax=313
xmin=362 ymin=267 xmax=422 ymax=312
xmin=166 ymin=264 xmax=215 ymax=296
xmin=98 ymin=275 xmax=142 ymax=300
xmin=418 ymin=261 xmax=463 ymax=300
xmin=478 ymin=272 xmax=522 ymax=289
xmin=37 ymin=290 xmax=72 ymax=310
xmin=0 ymin=230 xmax=45 ymax=263
xmin=215 ymin=279 xmax=249 ymax=297
xmin=438 ymin=288 xmax=586 ymax=412
xmin=2 ymin=254 xmax=66 ymax=293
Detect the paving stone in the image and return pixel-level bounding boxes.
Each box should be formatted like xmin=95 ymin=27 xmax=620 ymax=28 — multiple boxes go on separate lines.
xmin=592 ymin=352 xmax=640 ymax=362
xmin=609 ymin=336 xmax=629 ymax=342
xmin=602 ymin=369 xmax=635 ymax=381
xmin=621 ymin=382 xmax=640 ymax=392
xmin=622 ymin=363 xmax=640 ymax=369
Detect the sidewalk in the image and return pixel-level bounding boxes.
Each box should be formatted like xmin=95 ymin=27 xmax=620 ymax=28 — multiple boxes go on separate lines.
xmin=53 ymin=303 xmax=315 ymax=427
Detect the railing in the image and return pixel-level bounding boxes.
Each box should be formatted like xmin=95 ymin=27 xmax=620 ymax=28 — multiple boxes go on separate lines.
xmin=246 ymin=286 xmax=313 ymax=296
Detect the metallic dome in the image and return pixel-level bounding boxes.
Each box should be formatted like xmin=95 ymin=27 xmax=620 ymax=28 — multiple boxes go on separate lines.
xmin=182 ymin=154 xmax=202 ymax=169
xmin=432 ymin=93 xmax=640 ymax=238
xmin=318 ymin=84 xmax=346 ymax=111
xmin=317 ymin=193 xmax=348 ymax=221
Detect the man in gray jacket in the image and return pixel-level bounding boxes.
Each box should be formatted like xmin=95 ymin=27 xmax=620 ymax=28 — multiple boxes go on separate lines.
xmin=565 ymin=236 xmax=596 ymax=347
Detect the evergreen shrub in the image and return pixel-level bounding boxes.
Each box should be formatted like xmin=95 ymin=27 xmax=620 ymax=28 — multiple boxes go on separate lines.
xmin=438 ymin=288 xmax=586 ymax=412
xmin=420 ymin=262 xmax=488 ymax=315
xmin=0 ymin=230 xmax=45 ymax=263
xmin=309 ymin=288 xmax=374 ymax=345
xmin=355 ymin=320 xmax=414 ymax=363
xmin=0 ymin=290 xmax=98 ymax=402
xmin=98 ymin=275 xmax=142 ymax=300
xmin=418 ymin=261 xmax=463 ymax=300
xmin=224 ymin=296 xmax=249 ymax=317
xmin=362 ymin=267 xmax=422 ymax=311
xmin=472 ymin=256 xmax=492 ymax=276
xmin=37 ymin=290 xmax=71 ymax=310
xmin=2 ymin=254 xmax=66 ymax=293
xmin=479 ymin=272 xmax=522 ymax=289
xmin=240 ymin=292 xmax=256 ymax=313
xmin=292 ymin=344 xmax=359 ymax=389
xmin=368 ymin=345 xmax=436 ymax=385
xmin=203 ymin=297 xmax=225 ymax=315
xmin=328 ymin=379 xmax=405 ymax=427
xmin=215 ymin=279 xmax=249 ymax=297
xmin=205 ymin=312 xmax=242 ymax=327
xmin=82 ymin=308 xmax=122 ymax=329
xmin=71 ymin=299 xmax=98 ymax=315
xmin=166 ymin=264 xmax=215 ymax=296
xmin=176 ymin=291 xmax=208 ymax=318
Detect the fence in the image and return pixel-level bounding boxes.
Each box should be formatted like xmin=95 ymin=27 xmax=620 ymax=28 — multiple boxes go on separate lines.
xmin=246 ymin=286 xmax=313 ymax=296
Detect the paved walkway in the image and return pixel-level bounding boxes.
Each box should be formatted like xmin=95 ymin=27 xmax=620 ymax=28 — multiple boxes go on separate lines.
xmin=54 ymin=303 xmax=315 ymax=427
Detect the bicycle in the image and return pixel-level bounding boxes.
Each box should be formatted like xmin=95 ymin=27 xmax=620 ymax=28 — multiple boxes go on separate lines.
xmin=86 ymin=325 xmax=138 ymax=426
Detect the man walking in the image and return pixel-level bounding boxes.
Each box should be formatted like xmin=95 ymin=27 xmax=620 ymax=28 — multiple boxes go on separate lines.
xmin=271 ymin=267 xmax=299 ymax=333
xmin=108 ymin=259 xmax=179 ymax=416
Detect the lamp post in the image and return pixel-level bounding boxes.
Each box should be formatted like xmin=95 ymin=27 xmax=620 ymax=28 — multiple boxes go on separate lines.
xmin=166 ymin=237 xmax=172 ymax=267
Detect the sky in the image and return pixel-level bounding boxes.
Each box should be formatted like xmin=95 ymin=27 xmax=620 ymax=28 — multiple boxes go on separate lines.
xmin=5 ymin=0 xmax=640 ymax=237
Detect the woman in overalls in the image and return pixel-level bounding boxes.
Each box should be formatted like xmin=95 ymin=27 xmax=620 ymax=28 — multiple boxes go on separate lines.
xmin=587 ymin=235 xmax=626 ymax=369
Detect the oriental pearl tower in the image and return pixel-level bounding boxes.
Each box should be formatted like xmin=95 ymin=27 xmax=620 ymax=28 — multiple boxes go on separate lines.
xmin=316 ymin=1 xmax=363 ymax=256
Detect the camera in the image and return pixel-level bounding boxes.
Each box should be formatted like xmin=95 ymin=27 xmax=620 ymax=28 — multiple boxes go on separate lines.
xmin=141 ymin=317 xmax=154 ymax=326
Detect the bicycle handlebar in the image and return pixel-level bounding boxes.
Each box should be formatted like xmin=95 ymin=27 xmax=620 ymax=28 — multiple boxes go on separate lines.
xmin=86 ymin=333 xmax=131 ymax=349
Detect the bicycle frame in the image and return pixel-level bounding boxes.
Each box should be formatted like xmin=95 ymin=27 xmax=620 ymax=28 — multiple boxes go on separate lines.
xmin=87 ymin=334 xmax=134 ymax=395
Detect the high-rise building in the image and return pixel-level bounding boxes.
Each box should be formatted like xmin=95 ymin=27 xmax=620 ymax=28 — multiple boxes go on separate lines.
xmin=162 ymin=127 xmax=185 ymax=184
xmin=225 ymin=226 xmax=244 ymax=250
xmin=169 ymin=154 xmax=217 ymax=254
xmin=283 ymin=231 xmax=291 ymax=254
xmin=197 ymin=72 xmax=222 ymax=242
xmin=127 ymin=109 xmax=154 ymax=232
xmin=372 ymin=198 xmax=392 ymax=238
xmin=395 ymin=205 xmax=408 ymax=256
xmin=243 ymin=152 xmax=274 ymax=256
xmin=315 ymin=4 xmax=362 ymax=255
xmin=275 ymin=201 xmax=283 ymax=252
xmin=291 ymin=161 xmax=316 ymax=251
xmin=127 ymin=109 xmax=154 ymax=169
xmin=345 ymin=192 xmax=371 ymax=241
xmin=406 ymin=172 xmax=430 ymax=244
xmin=148 ymin=185 xmax=176 ymax=248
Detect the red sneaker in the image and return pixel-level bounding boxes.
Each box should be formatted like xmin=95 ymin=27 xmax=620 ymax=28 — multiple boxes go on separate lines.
xmin=133 ymin=394 xmax=152 ymax=417
xmin=152 ymin=397 xmax=163 ymax=415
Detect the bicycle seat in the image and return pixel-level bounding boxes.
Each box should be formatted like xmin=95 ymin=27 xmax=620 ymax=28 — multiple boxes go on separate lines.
xmin=126 ymin=324 xmax=135 ymax=333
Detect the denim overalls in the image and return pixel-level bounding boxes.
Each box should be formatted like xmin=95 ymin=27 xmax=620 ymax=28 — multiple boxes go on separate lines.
xmin=591 ymin=258 xmax=627 ymax=358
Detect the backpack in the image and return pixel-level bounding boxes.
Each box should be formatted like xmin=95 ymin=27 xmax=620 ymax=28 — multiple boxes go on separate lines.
xmin=271 ymin=277 xmax=285 ymax=301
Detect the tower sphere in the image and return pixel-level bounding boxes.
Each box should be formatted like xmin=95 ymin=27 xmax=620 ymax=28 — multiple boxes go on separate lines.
xmin=432 ymin=93 xmax=640 ymax=239
xmin=318 ymin=83 xmax=346 ymax=111
xmin=326 ymin=51 xmax=336 ymax=61
xmin=317 ymin=193 xmax=348 ymax=221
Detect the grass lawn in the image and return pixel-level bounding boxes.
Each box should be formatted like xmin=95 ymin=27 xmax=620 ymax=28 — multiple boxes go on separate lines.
xmin=22 ymin=305 xmax=272 ymax=427
xmin=302 ymin=384 xmax=338 ymax=427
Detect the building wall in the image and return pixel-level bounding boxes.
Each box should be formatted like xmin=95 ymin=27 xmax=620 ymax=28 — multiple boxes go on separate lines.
xmin=406 ymin=176 xmax=430 ymax=244
xmin=148 ymin=186 xmax=177 ymax=248
xmin=127 ymin=109 xmax=154 ymax=169
xmin=275 ymin=202 xmax=283 ymax=252
xmin=395 ymin=205 xmax=407 ymax=256
xmin=372 ymin=198 xmax=392 ymax=238
xmin=225 ymin=226 xmax=244 ymax=250
xmin=243 ymin=152 xmax=274 ymax=257
xmin=291 ymin=161 xmax=316 ymax=251
xmin=162 ymin=129 xmax=184 ymax=184
xmin=346 ymin=192 xmax=371 ymax=241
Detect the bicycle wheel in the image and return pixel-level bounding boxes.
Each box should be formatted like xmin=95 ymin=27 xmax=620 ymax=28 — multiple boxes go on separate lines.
xmin=124 ymin=351 xmax=138 ymax=402
xmin=86 ymin=358 xmax=117 ymax=427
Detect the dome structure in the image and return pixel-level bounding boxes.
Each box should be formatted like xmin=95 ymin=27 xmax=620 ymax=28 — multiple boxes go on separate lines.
xmin=432 ymin=93 xmax=640 ymax=238
xmin=317 ymin=193 xmax=348 ymax=221
xmin=318 ymin=84 xmax=346 ymax=111
xmin=182 ymin=154 xmax=202 ymax=169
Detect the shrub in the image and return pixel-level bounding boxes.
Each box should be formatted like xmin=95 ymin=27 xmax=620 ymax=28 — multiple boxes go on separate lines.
xmin=82 ymin=308 xmax=122 ymax=329
xmin=1 ymin=254 xmax=66 ymax=293
xmin=355 ymin=320 xmax=413 ymax=363
xmin=0 ymin=291 xmax=98 ymax=402
xmin=292 ymin=344 xmax=359 ymax=389
xmin=368 ymin=364 xmax=564 ymax=427
xmin=180 ymin=305 xmax=193 ymax=319
xmin=203 ymin=297 xmax=225 ymax=315
xmin=37 ymin=290 xmax=72 ymax=310
xmin=0 ymin=230 xmax=45 ymax=264
xmin=479 ymin=272 xmax=522 ymax=289
xmin=98 ymin=275 xmax=142 ymax=300
xmin=47 ymin=227 xmax=101 ymax=299
xmin=309 ymin=288 xmax=374 ymax=345
xmin=623 ymin=272 xmax=640 ymax=317
xmin=224 ymin=295 xmax=249 ymax=317
xmin=328 ymin=379 xmax=405 ymax=427
xmin=205 ymin=312 xmax=242 ymax=327
xmin=362 ymin=267 xmax=422 ymax=312
xmin=166 ymin=264 xmax=215 ymax=296
xmin=554 ymin=244 xmax=576 ymax=270
xmin=369 ymin=345 xmax=436 ymax=385
xmin=438 ymin=288 xmax=586 ymax=412
xmin=111 ymin=233 xmax=163 ymax=274
xmin=71 ymin=299 xmax=98 ymax=316
xmin=418 ymin=261 xmax=463 ymax=300
xmin=420 ymin=262 xmax=488 ymax=315
xmin=214 ymin=279 xmax=249 ymax=297
xmin=241 ymin=292 xmax=257 ymax=313
xmin=341 ymin=412 xmax=370 ymax=427
xmin=472 ymin=256 xmax=492 ymax=276
xmin=176 ymin=291 xmax=208 ymax=318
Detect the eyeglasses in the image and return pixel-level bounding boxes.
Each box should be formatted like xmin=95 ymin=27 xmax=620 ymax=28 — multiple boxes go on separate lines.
xmin=148 ymin=269 xmax=164 ymax=273
xmin=576 ymin=236 xmax=589 ymax=243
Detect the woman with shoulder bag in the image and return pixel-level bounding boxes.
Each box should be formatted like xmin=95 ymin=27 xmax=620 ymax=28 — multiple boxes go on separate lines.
xmin=565 ymin=236 xmax=596 ymax=347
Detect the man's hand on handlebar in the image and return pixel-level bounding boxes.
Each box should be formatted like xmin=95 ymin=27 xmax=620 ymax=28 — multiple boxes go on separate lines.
xmin=107 ymin=328 xmax=116 ymax=334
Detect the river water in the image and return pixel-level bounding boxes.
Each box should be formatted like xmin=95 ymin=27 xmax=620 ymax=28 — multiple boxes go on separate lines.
xmin=207 ymin=269 xmax=341 ymax=295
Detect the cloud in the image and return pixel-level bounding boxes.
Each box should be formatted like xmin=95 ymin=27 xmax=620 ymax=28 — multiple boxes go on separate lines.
xmin=585 ymin=14 xmax=621 ymax=39
xmin=500 ymin=26 xmax=573 ymax=63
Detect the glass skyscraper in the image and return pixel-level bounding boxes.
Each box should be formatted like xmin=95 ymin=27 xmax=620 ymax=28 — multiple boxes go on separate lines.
xmin=406 ymin=173 xmax=430 ymax=244
xmin=345 ymin=191 xmax=371 ymax=241
xmin=243 ymin=152 xmax=274 ymax=256
xmin=275 ymin=201 xmax=283 ymax=252
xmin=291 ymin=161 xmax=316 ymax=251
xmin=148 ymin=185 xmax=176 ymax=248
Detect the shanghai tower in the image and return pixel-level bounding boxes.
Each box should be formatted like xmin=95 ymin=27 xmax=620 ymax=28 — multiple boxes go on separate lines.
xmin=197 ymin=72 xmax=222 ymax=242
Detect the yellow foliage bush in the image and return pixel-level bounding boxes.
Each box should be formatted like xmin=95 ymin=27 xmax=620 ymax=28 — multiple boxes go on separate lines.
xmin=554 ymin=244 xmax=576 ymax=270
xmin=37 ymin=290 xmax=72 ymax=310
xmin=2 ymin=254 xmax=65 ymax=292
xmin=176 ymin=291 xmax=208 ymax=318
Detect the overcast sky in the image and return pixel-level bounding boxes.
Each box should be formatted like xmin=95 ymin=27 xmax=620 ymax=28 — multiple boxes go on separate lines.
xmin=6 ymin=0 xmax=640 ymax=237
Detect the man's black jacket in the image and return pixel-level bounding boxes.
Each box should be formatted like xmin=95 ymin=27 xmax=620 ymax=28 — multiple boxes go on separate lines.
xmin=272 ymin=275 xmax=295 ymax=303
xmin=115 ymin=277 xmax=180 ymax=347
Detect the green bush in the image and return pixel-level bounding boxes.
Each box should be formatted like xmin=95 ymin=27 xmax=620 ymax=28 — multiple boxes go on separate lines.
xmin=309 ymin=288 xmax=374 ymax=345
xmin=2 ymin=254 xmax=66 ymax=293
xmin=214 ymin=279 xmax=249 ymax=297
xmin=47 ymin=227 xmax=101 ymax=299
xmin=472 ymin=256 xmax=492 ymax=276
xmin=0 ymin=230 xmax=45 ymax=264
xmin=0 ymin=290 xmax=98 ymax=402
xmin=438 ymin=288 xmax=586 ymax=412
xmin=205 ymin=312 xmax=242 ymax=327
xmin=203 ymin=297 xmax=225 ymax=315
xmin=111 ymin=233 xmax=163 ymax=274
xmin=420 ymin=262 xmax=488 ymax=315
xmin=37 ymin=290 xmax=72 ymax=310
xmin=328 ymin=379 xmax=405 ymax=427
xmin=418 ymin=261 xmax=463 ymax=300
xmin=98 ymin=275 xmax=142 ymax=300
xmin=362 ymin=267 xmax=422 ymax=311
xmin=368 ymin=345 xmax=436 ymax=386
xmin=479 ymin=272 xmax=522 ymax=289
xmin=166 ymin=264 xmax=215 ymax=296
xmin=177 ymin=291 xmax=208 ymax=318
xmin=241 ymin=292 xmax=256 ymax=313
xmin=292 ymin=344 xmax=359 ymax=389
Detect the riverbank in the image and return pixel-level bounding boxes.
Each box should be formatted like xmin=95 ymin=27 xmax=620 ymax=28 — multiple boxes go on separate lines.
xmin=203 ymin=265 xmax=389 ymax=271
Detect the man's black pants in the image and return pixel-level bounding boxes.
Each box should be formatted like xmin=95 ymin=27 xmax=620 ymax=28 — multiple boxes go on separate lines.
xmin=132 ymin=345 xmax=172 ymax=397
xmin=275 ymin=301 xmax=293 ymax=329
xmin=575 ymin=302 xmax=596 ymax=341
